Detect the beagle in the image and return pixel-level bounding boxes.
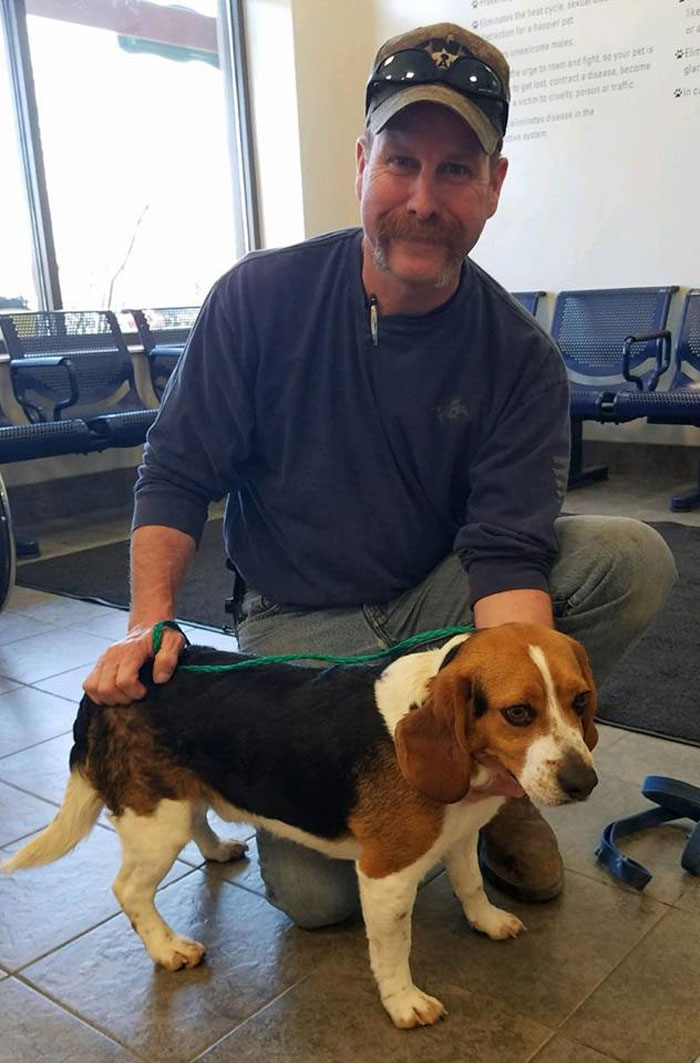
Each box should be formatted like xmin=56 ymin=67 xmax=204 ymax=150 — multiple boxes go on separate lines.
xmin=2 ymin=621 xmax=598 ymax=1029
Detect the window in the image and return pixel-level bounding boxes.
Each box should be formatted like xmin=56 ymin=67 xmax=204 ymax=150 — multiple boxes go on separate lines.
xmin=3 ymin=1 xmax=253 ymax=311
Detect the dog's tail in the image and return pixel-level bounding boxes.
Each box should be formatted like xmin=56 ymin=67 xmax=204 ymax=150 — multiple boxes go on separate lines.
xmin=1 ymin=770 xmax=103 ymax=872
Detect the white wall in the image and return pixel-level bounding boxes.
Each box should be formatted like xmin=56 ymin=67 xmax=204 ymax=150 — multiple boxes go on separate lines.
xmin=257 ymin=0 xmax=700 ymax=446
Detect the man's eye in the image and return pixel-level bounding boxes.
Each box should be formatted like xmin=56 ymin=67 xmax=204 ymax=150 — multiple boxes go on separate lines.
xmin=388 ymin=155 xmax=415 ymax=170
xmin=573 ymin=692 xmax=589 ymax=716
xmin=442 ymin=163 xmax=470 ymax=178
xmin=501 ymin=704 xmax=535 ymax=727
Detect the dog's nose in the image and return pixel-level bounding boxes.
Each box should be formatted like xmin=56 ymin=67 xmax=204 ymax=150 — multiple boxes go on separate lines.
xmin=557 ymin=760 xmax=598 ymax=801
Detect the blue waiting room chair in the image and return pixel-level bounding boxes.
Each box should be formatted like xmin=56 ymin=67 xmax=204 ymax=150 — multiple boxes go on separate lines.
xmin=511 ymin=291 xmax=545 ymax=316
xmin=128 ymin=306 xmax=199 ymax=399
xmin=0 ymin=310 xmax=156 ymax=448
xmin=609 ymin=290 xmax=700 ymax=510
xmin=550 ymin=286 xmax=677 ymax=487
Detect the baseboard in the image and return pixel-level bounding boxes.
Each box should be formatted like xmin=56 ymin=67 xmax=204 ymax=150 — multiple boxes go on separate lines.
xmin=581 ymin=441 xmax=698 ymax=480
xmin=8 ymin=466 xmax=138 ymax=528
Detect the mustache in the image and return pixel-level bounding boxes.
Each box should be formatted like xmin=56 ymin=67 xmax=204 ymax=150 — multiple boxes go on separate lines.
xmin=375 ymin=213 xmax=464 ymax=252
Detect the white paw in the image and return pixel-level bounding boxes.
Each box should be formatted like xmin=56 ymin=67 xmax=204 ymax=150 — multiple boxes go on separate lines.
xmin=384 ymin=985 xmax=447 ymax=1029
xmin=156 ymin=934 xmax=207 ymax=971
xmin=207 ymin=838 xmax=248 ymax=863
xmin=469 ymin=904 xmax=525 ymax=940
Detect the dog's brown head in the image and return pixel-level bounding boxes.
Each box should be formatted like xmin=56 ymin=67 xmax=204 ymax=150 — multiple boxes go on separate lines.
xmin=395 ymin=623 xmax=598 ymax=806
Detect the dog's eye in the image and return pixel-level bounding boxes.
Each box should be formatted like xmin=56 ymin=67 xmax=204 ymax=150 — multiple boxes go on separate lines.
xmin=501 ymin=704 xmax=535 ymax=727
xmin=573 ymin=692 xmax=589 ymax=715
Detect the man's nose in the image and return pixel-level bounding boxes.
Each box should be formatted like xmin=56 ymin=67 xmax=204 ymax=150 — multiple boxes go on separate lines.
xmin=406 ymin=173 xmax=439 ymax=220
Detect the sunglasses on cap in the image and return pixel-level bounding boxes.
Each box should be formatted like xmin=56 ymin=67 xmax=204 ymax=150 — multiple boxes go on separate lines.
xmin=366 ymin=47 xmax=509 ymax=134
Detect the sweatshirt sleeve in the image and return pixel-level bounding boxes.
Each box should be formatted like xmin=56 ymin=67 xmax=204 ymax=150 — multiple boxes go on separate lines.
xmin=132 ymin=272 xmax=256 ymax=545
xmin=454 ymin=351 xmax=570 ymax=606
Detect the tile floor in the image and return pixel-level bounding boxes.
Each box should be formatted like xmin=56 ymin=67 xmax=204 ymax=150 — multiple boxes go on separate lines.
xmin=1 ymin=464 xmax=700 ymax=1063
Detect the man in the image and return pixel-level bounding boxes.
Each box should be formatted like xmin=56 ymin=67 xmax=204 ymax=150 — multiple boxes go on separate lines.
xmin=85 ymin=23 xmax=676 ymax=927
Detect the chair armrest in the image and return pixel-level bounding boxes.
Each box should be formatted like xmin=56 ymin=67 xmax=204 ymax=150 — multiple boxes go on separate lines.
xmin=622 ymin=330 xmax=672 ymax=391
xmin=10 ymin=356 xmax=80 ymax=421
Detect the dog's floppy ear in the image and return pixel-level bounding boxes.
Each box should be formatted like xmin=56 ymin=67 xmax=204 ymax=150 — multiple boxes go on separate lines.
xmin=395 ymin=667 xmax=473 ymax=804
xmin=568 ymin=636 xmax=599 ymax=751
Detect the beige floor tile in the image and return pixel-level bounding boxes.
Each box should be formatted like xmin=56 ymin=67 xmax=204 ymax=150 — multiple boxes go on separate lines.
xmin=594 ymin=731 xmax=700 ymax=788
xmin=32 ymin=663 xmax=92 ymax=702
xmin=0 ymin=780 xmax=57 ymax=847
xmin=67 ymin=607 xmax=130 ymax=641
xmin=180 ymin=624 xmax=239 ymax=651
xmin=542 ymin=773 xmax=693 ymax=905
xmin=6 ymin=592 xmax=116 ymax=627
xmin=0 ymin=825 xmax=192 ymax=971
xmin=3 ymin=586 xmax=54 ymax=612
xmin=0 ymin=685 xmax=75 ymax=759
xmin=530 ymin=1036 xmax=622 ymax=1062
xmin=0 ymin=977 xmax=137 ymax=1062
xmin=562 ymin=908 xmax=700 ymax=1063
xmin=675 ymin=872 xmax=700 ymax=915
xmin=0 ymin=611 xmax=52 ymax=647
xmin=0 ymin=626 xmax=111 ymax=684
xmin=593 ymin=722 xmax=627 ymax=753
xmin=199 ymin=969 xmax=551 ymax=1063
xmin=0 ymin=731 xmax=74 ymax=806
xmin=21 ymin=871 xmax=366 ymax=1063
xmin=409 ymin=869 xmax=666 ymax=1028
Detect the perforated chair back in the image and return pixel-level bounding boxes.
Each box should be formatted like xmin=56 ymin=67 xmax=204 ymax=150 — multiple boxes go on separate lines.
xmin=671 ymin=289 xmax=700 ymax=389
xmin=130 ymin=306 xmax=199 ymax=354
xmin=0 ymin=310 xmax=136 ymax=415
xmin=512 ymin=291 xmax=545 ymax=316
xmin=551 ymin=287 xmax=677 ymax=394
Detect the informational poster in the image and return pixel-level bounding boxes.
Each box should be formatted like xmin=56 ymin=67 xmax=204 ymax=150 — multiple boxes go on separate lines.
xmin=476 ymin=0 xmax=699 ymax=143
xmin=473 ymin=0 xmax=699 ymax=295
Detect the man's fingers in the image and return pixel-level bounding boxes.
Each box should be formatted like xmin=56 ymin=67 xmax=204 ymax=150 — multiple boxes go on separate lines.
xmin=82 ymin=625 xmax=185 ymax=703
xmin=151 ymin=628 xmax=186 ymax=683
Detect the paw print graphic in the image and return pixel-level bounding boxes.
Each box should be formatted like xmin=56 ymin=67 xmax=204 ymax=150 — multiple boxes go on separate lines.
xmin=674 ymin=87 xmax=683 ymax=98
xmin=676 ymin=49 xmax=684 ymax=59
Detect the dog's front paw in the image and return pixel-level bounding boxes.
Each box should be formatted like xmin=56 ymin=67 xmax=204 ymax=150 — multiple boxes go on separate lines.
xmin=384 ymin=986 xmax=447 ymax=1029
xmin=157 ymin=935 xmax=207 ymax=971
xmin=469 ymin=904 xmax=525 ymax=940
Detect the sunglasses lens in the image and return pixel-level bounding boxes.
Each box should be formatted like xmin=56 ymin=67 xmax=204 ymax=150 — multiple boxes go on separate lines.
xmin=375 ymin=49 xmax=437 ymax=84
xmin=449 ymin=57 xmax=503 ymax=96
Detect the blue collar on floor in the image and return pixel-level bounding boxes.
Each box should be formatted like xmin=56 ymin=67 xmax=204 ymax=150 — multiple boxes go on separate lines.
xmin=596 ymin=776 xmax=700 ymax=890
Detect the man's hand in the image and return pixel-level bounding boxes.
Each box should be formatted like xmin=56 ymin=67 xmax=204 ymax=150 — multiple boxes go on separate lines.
xmin=82 ymin=623 xmax=186 ymax=705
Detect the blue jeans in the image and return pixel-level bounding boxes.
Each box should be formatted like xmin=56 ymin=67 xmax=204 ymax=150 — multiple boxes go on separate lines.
xmin=235 ymin=515 xmax=677 ymax=928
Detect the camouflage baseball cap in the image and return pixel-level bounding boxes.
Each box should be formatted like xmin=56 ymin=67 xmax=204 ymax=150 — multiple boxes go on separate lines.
xmin=365 ymin=23 xmax=510 ymax=154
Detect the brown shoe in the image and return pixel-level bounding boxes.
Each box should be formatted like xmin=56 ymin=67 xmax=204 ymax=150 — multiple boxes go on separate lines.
xmin=479 ymin=796 xmax=564 ymax=902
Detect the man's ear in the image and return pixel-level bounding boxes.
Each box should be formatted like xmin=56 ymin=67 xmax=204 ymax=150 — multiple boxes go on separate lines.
xmin=567 ymin=636 xmax=599 ymax=751
xmin=486 ymin=154 xmax=508 ymax=218
xmin=355 ymin=136 xmax=368 ymax=202
xmin=394 ymin=669 xmax=473 ymax=803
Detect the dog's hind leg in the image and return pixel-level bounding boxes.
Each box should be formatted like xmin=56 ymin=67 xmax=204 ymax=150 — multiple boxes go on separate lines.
xmin=112 ymin=799 xmax=205 ymax=971
xmin=191 ymin=803 xmax=248 ymax=864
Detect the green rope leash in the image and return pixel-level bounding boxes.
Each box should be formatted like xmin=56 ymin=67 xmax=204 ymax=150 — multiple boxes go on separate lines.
xmin=151 ymin=619 xmax=475 ymax=673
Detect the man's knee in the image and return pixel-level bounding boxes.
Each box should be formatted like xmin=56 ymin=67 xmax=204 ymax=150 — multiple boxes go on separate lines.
xmin=590 ymin=517 xmax=677 ymax=624
xmin=256 ymin=831 xmax=360 ymax=929
xmin=556 ymin=514 xmax=677 ymax=617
